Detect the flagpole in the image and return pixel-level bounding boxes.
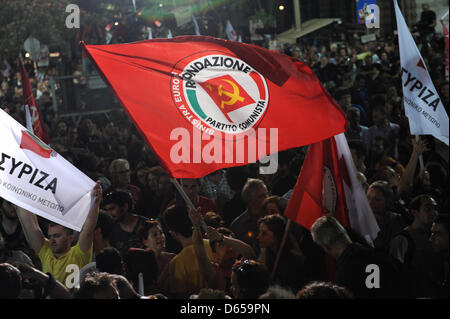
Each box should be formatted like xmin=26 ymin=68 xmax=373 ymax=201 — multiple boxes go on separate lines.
xmin=415 ymin=135 xmax=425 ymax=170
xmin=170 ymin=178 xmax=197 ymax=211
xmin=441 ymin=10 xmax=449 ymax=21
xmin=170 ymin=177 xmax=208 ymax=233
xmin=271 ymin=219 xmax=291 ymax=280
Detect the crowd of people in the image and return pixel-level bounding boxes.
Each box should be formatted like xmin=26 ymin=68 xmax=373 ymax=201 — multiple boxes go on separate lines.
xmin=0 ymin=4 xmax=449 ymax=299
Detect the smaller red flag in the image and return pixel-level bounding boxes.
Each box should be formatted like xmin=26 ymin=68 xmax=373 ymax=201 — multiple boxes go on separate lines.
xmin=18 ymin=59 xmax=50 ymax=144
xmin=284 ymin=133 xmax=379 ymax=243
xmin=284 ymin=136 xmax=349 ymax=230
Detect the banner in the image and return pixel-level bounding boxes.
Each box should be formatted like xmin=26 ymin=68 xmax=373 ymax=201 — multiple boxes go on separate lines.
xmin=0 ymin=109 xmax=96 ymax=231
xmin=394 ymin=0 xmax=449 ymax=145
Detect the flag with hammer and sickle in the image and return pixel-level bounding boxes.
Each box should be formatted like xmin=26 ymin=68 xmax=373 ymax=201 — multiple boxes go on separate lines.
xmin=199 ymin=75 xmax=255 ymax=123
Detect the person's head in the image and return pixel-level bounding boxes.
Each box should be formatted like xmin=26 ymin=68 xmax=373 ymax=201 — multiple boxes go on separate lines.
xmin=109 ymin=158 xmax=131 ymax=187
xmin=158 ymin=174 xmax=173 ymax=195
xmin=55 ymin=120 xmax=68 ymax=137
xmin=75 ymin=272 xmax=120 ymax=299
xmin=348 ymin=140 xmax=367 ymax=163
xmin=207 ymin=169 xmax=224 ymax=185
xmin=0 ymin=263 xmax=22 ymax=298
xmin=96 ymin=247 xmax=124 ymax=275
xmin=338 ymin=90 xmax=352 ymax=109
xmin=367 ymin=180 xmax=394 ymax=217
xmin=47 ymin=222 xmax=74 ymax=256
xmin=94 ymin=212 xmax=114 ymax=251
xmin=163 ymin=205 xmax=193 ymax=242
xmin=242 ymin=178 xmax=268 ymax=214
xmin=135 ymin=167 xmax=149 ymax=188
xmin=181 ymin=178 xmax=201 ymax=203
xmin=370 ymin=136 xmax=389 ymax=157
xmin=102 ymin=191 xmax=133 ymax=222
xmin=137 ymin=219 xmax=166 ymax=254
xmin=261 ymin=196 xmax=286 ymax=216
xmin=310 ymin=216 xmax=352 ymax=257
xmin=0 ymin=199 xmax=17 ymax=220
xmin=231 ymin=259 xmax=270 ymax=299
xmin=430 ymin=214 xmax=449 ymax=254
xmin=373 ymin=165 xmax=401 ymax=188
xmin=296 ymin=281 xmax=354 ymax=299
xmin=257 ymin=214 xmax=286 ymax=252
xmin=195 ymin=199 xmax=221 ymax=219
xmin=147 ymin=166 xmax=165 ymax=192
xmin=320 ymin=55 xmax=329 ymax=67
xmin=409 ymin=195 xmax=439 ymax=230
xmin=422 ymin=3 xmax=429 ymax=11
xmin=191 ymin=288 xmax=231 ymax=299
xmin=210 ymin=227 xmax=238 ymax=268
xmin=259 ymin=285 xmax=296 ymax=299
xmin=371 ymin=103 xmax=387 ymax=127
xmin=123 ymin=248 xmax=158 ymax=294
xmin=346 ymin=107 xmax=361 ymax=129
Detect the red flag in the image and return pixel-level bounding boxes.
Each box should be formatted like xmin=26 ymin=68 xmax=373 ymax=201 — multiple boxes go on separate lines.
xmin=441 ymin=19 xmax=449 ymax=81
xmin=18 ymin=59 xmax=50 ymax=144
xmin=284 ymin=133 xmax=379 ymax=244
xmin=81 ymin=36 xmax=346 ymax=178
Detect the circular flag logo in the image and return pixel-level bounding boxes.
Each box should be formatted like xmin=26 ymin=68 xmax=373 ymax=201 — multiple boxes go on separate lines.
xmin=171 ymin=52 xmax=269 ymax=135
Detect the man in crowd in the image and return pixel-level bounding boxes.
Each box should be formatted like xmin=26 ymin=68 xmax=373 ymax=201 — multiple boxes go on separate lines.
xmin=16 ymin=182 xmax=102 ymax=285
xmin=389 ymin=194 xmax=439 ymax=298
xmin=102 ymin=190 xmax=147 ymax=256
xmin=230 ymin=178 xmax=268 ymax=253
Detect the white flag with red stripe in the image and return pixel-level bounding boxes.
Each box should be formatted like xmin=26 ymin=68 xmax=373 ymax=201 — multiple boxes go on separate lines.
xmin=394 ymin=0 xmax=449 ymax=145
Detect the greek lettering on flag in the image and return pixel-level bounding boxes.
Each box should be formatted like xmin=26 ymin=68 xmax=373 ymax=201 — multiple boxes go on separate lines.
xmin=394 ymin=0 xmax=449 ymax=145
xmin=0 ymin=109 xmax=96 ymax=231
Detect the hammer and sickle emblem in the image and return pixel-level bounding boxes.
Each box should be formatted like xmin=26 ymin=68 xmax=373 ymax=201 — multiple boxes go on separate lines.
xmin=217 ymin=79 xmax=244 ymax=109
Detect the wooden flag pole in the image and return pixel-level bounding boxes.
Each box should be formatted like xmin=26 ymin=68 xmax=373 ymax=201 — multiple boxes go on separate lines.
xmin=271 ymin=219 xmax=292 ymax=280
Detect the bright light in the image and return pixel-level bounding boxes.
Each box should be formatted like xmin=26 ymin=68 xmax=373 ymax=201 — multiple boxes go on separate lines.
xmin=25 ymin=52 xmax=30 ymax=58
xmin=159 ymin=3 xmax=163 ymax=7
xmin=278 ymin=5 xmax=285 ymax=11
xmin=114 ymin=21 xmax=119 ymax=26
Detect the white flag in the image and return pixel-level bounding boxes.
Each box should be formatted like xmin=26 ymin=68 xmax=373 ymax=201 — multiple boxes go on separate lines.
xmin=24 ymin=105 xmax=33 ymax=132
xmin=394 ymin=0 xmax=449 ymax=145
xmin=225 ymin=20 xmax=238 ymax=41
xmin=192 ymin=15 xmax=200 ymax=36
xmin=335 ymin=133 xmax=379 ymax=246
xmin=0 ymin=109 xmax=96 ymax=231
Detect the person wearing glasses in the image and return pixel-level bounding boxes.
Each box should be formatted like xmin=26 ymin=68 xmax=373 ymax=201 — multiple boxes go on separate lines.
xmin=106 ymin=158 xmax=143 ymax=216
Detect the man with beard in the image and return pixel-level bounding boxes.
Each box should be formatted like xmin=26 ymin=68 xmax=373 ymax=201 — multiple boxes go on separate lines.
xmin=102 ymin=190 xmax=147 ymax=256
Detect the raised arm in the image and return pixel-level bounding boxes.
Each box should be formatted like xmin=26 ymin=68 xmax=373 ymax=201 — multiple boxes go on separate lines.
xmin=188 ymin=208 xmax=215 ymax=286
xmin=206 ymin=226 xmax=256 ymax=259
xmin=78 ymin=181 xmax=102 ymax=252
xmin=398 ymin=138 xmax=429 ymax=196
xmin=16 ymin=207 xmax=45 ymax=255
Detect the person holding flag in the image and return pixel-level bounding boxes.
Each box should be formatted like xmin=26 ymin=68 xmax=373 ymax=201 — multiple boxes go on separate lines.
xmin=16 ymin=181 xmax=102 ymax=288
